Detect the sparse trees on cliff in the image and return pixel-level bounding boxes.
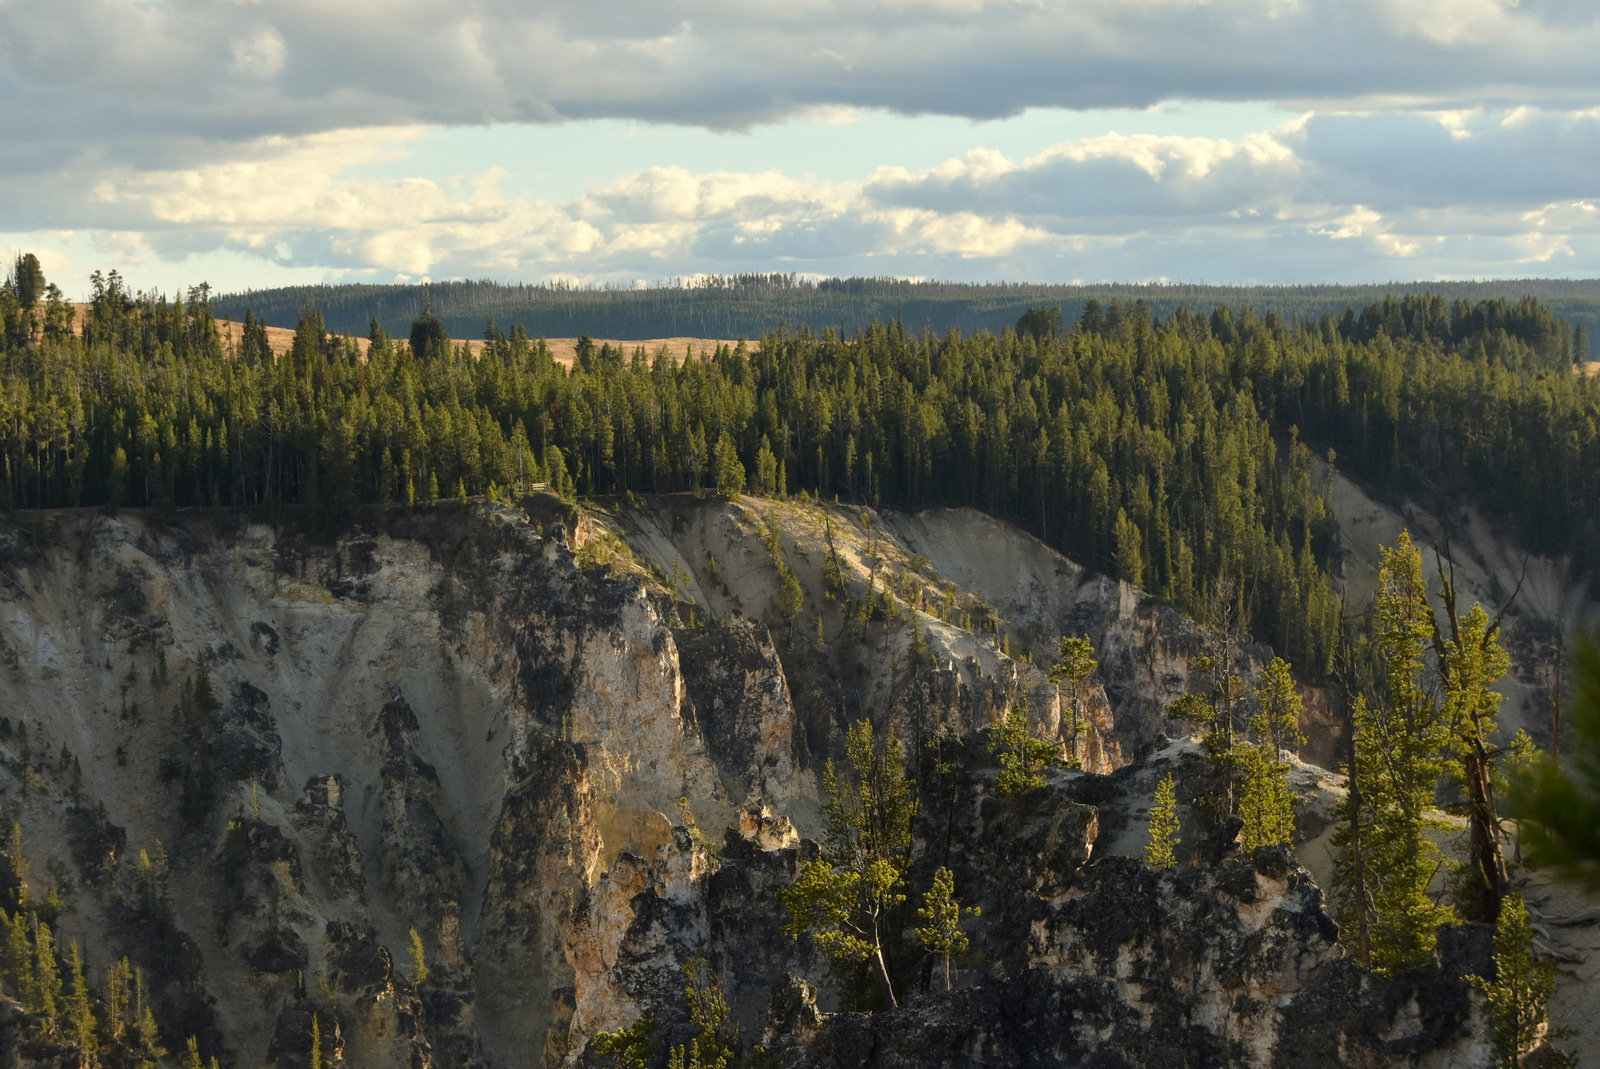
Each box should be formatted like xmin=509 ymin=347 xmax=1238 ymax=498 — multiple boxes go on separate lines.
xmin=989 ymin=703 xmax=1059 ymax=795
xmin=780 ymin=720 xmax=915 ymax=1008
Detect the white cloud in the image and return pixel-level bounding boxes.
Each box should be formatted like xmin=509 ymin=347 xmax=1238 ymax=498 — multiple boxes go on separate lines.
xmin=13 ymin=97 xmax=1600 ymax=291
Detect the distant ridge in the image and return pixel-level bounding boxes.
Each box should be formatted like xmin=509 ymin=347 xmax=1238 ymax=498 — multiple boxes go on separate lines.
xmin=212 ymin=274 xmax=1600 ymax=349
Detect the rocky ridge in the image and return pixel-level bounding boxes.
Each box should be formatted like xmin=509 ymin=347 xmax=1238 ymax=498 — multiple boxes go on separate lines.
xmin=0 ymin=497 xmax=1500 ymax=1067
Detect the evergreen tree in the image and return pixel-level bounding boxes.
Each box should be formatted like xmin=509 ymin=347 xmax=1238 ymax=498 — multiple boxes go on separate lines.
xmin=1168 ymin=580 xmax=1251 ymax=817
xmin=1 ymin=909 xmax=32 ymax=1001
xmin=1238 ymin=657 xmax=1304 ymax=850
xmin=590 ymin=1011 xmax=659 ymax=1069
xmin=1337 ymin=532 xmax=1454 ymax=975
xmin=34 ymin=920 xmax=60 ymax=1023
xmin=1467 ymin=893 xmax=1572 ymax=1069
xmin=989 ymin=702 xmax=1059 ymax=795
xmin=107 ymin=956 xmax=132 ymax=1041
xmin=667 ymin=953 xmax=737 ymax=1069
xmin=915 ymin=866 xmax=979 ymax=992
xmin=3 ymin=823 xmax=26 ymax=911
xmin=779 ymin=720 xmax=915 ymax=1008
xmin=65 ymin=941 xmax=97 ymax=1052
xmin=9 ymin=253 xmax=45 ymax=309
xmin=1049 ymin=635 xmax=1097 ymax=768
xmin=1145 ymin=773 xmax=1181 ymax=867
xmin=1431 ymin=567 xmax=1514 ymax=922
xmin=714 ymin=432 xmax=745 ymax=498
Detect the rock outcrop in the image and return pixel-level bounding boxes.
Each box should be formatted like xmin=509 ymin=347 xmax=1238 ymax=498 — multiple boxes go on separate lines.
xmin=0 ymin=498 xmax=1500 ymax=1068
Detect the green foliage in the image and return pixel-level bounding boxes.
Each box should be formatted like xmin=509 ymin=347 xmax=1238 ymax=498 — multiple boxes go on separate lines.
xmin=763 ymin=516 xmax=804 ymax=624
xmin=8 ymin=253 xmax=45 ymax=309
xmin=1336 ymin=532 xmax=1455 ymax=975
xmin=184 ymin=1034 xmax=219 ymax=1069
xmin=2 ymin=823 xmax=27 ymax=912
xmin=1145 ymin=773 xmax=1181 ymax=867
xmin=1014 ymin=305 xmax=1062 ymax=342
xmin=1167 ymin=580 xmax=1257 ymax=818
xmin=1238 ymin=657 xmax=1304 ymax=851
xmin=779 ymin=720 xmax=915 ymax=1008
xmin=915 ymin=866 xmax=980 ymax=992
xmin=107 ymin=956 xmax=131 ymax=1042
xmin=16 ymin=275 xmax=1600 ymax=690
xmin=1466 ymin=894 xmax=1570 ymax=1069
xmin=1050 ymin=635 xmax=1098 ymax=768
xmin=33 ymin=921 xmax=60 ymax=1022
xmin=407 ymin=927 xmax=429 ymax=986
xmin=310 ymin=1012 xmax=323 ymax=1069
xmin=1436 ymin=595 xmax=1514 ymax=922
xmin=65 ymin=942 xmax=96 ymax=1052
xmin=989 ymin=702 xmax=1058 ymax=795
xmin=1511 ymin=633 xmax=1600 ymax=890
xmin=668 ymin=953 xmax=738 ymax=1069
xmin=590 ymin=1011 xmax=659 ymax=1069
xmin=1 ymin=910 xmax=33 ymax=1004
xmin=715 ymin=432 xmax=745 ymax=498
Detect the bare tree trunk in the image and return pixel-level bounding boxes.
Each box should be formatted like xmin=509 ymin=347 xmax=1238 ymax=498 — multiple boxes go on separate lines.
xmin=1346 ymin=708 xmax=1372 ymax=968
xmin=1464 ymin=740 xmax=1510 ymax=922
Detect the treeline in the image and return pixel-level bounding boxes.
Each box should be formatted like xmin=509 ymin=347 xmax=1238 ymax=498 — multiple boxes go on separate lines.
xmin=210 ymin=275 xmax=1600 ymax=353
xmin=6 ymin=263 xmax=1600 ymax=678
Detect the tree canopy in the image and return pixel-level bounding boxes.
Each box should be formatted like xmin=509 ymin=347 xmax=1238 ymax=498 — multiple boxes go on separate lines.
xmin=4 ymin=264 xmax=1600 ymax=681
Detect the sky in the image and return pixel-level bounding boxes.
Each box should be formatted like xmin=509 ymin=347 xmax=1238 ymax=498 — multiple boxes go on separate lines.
xmin=5 ymin=0 xmax=1600 ymax=296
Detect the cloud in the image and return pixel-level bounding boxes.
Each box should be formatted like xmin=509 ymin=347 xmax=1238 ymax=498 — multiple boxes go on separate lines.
xmin=8 ymin=97 xmax=1600 ymax=291
xmin=3 ymin=0 xmax=1600 ymax=169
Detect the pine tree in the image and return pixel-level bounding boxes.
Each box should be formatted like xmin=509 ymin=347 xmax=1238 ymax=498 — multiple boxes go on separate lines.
xmin=1167 ymin=579 xmax=1250 ymax=816
xmin=590 ymin=1011 xmax=659 ymax=1069
xmin=107 ymin=956 xmax=131 ymax=1041
xmin=714 ymin=432 xmax=745 ymax=498
xmin=1467 ymin=893 xmax=1572 ymax=1068
xmin=4 ymin=823 xmax=26 ymax=911
xmin=1337 ymin=532 xmax=1454 ymax=975
xmin=183 ymin=1035 xmax=218 ymax=1069
xmin=989 ymin=703 xmax=1059 ymax=795
xmin=1145 ymin=773 xmax=1180 ymax=867
xmin=666 ymin=953 xmax=737 ymax=1069
xmin=1238 ymin=657 xmax=1304 ymax=850
xmin=65 ymin=941 xmax=97 ymax=1052
xmin=1 ymin=909 xmax=31 ymax=1000
xmin=34 ymin=921 xmax=60 ymax=1023
xmin=1431 ymin=561 xmax=1514 ymax=922
xmin=915 ymin=866 xmax=980 ymax=991
xmin=1049 ymin=635 xmax=1098 ymax=769
xmin=779 ymin=719 xmax=915 ymax=1008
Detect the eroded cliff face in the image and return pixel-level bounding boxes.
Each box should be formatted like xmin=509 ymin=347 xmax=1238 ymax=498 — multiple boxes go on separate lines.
xmin=0 ymin=498 xmax=1492 ymax=1068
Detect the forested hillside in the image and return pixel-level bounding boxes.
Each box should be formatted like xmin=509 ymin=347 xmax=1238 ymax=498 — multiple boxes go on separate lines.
xmin=3 ymin=266 xmax=1599 ymax=682
xmin=210 ymin=274 xmax=1600 ymax=356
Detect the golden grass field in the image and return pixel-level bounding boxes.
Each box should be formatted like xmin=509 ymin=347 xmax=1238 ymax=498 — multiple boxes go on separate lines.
xmin=56 ymin=303 xmax=734 ymax=366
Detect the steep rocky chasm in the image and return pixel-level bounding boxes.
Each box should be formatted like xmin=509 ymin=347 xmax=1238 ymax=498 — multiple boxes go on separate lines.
xmin=0 ymin=497 xmax=1493 ymax=1068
